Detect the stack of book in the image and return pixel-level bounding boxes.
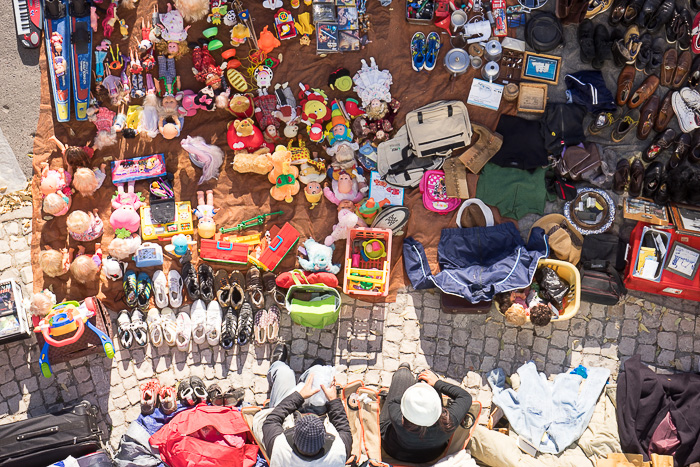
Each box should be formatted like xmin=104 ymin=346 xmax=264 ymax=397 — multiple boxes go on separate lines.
xmin=313 ymin=0 xmax=360 ymax=54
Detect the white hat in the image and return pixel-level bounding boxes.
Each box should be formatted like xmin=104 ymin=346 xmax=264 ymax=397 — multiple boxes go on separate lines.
xmin=400 ymin=382 xmax=442 ymax=427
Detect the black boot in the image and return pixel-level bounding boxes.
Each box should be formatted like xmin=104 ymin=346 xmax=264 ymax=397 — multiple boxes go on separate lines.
xmin=592 ymin=25 xmax=612 ymax=69
xmin=578 ymin=20 xmax=596 ymax=64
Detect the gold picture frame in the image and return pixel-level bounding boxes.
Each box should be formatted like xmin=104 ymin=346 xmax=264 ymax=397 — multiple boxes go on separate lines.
xmin=522 ymin=52 xmax=561 ymax=85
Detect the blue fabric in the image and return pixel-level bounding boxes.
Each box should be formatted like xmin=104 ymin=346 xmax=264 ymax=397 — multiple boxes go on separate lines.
xmin=488 ymin=362 xmax=610 ymax=454
xmin=403 ymin=223 xmax=548 ymax=303
xmin=137 ymin=404 xmax=191 ymax=436
xmin=565 ymin=71 xmax=616 ymax=113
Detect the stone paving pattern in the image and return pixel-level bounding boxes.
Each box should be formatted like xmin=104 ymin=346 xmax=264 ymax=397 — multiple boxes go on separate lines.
xmin=1 ymin=211 xmax=699 ymax=451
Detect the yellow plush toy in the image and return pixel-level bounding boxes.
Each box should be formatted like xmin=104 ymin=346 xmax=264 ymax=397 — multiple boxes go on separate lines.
xmin=232 ymin=148 xmax=273 ymax=174
xmin=268 ymin=145 xmax=300 ymax=203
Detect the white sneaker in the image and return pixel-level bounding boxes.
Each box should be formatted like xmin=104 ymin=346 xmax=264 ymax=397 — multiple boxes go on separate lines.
xmin=168 ymin=270 xmax=184 ymax=308
xmin=205 ymin=301 xmax=222 ymax=346
xmin=147 ymin=308 xmax=163 ymax=347
xmin=161 ymin=307 xmax=178 ymax=346
xmin=672 ymin=91 xmax=700 ymax=133
xmin=190 ymin=299 xmax=207 ymax=345
xmin=152 ymin=271 xmax=169 ymax=309
xmin=680 ymin=87 xmax=700 ymax=111
xmin=175 ymin=310 xmax=192 ymax=352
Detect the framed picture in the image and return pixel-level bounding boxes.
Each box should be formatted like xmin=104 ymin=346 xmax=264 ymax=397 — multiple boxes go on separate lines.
xmin=669 ymin=204 xmax=700 ymax=237
xmin=522 ymin=52 xmax=561 ymax=85
xmin=623 ymin=197 xmax=669 ymax=226
xmin=664 ymin=242 xmax=700 ymax=280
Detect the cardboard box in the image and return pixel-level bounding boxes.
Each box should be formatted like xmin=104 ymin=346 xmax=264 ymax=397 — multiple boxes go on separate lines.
xmin=517 ymin=82 xmax=547 ymax=113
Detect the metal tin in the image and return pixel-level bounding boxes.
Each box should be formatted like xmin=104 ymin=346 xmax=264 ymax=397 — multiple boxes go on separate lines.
xmin=444 ymin=47 xmax=470 ymax=77
xmin=481 ymin=61 xmax=500 ymax=81
xmin=484 ymin=40 xmax=502 ymax=62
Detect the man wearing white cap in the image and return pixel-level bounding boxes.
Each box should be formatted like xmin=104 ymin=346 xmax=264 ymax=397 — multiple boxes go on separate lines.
xmin=380 ymin=364 xmax=472 ymax=464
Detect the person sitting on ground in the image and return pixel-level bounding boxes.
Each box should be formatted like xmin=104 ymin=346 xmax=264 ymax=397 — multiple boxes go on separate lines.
xmin=380 ymin=364 xmax=472 ymax=464
xmin=252 ymin=344 xmax=352 ymax=466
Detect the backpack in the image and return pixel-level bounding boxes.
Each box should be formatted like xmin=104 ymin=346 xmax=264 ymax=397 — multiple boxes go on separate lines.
xmin=405 ymin=100 xmax=472 ymax=158
xmin=579 ymin=233 xmax=627 ymax=305
xmin=420 ymin=170 xmax=461 ymax=214
xmin=540 ymin=103 xmax=587 ymax=155
xmin=285 ymin=270 xmax=341 ymax=328
xmin=525 ymin=12 xmax=564 ymax=52
xmin=377 ymin=126 xmax=445 ymax=188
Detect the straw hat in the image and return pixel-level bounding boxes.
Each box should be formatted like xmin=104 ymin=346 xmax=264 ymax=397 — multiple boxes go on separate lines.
xmin=529 ymin=214 xmax=583 ymax=265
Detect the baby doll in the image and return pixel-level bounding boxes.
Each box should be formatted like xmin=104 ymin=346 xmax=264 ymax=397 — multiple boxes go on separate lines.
xmin=67 ymin=209 xmax=104 ymax=242
xmin=111 ymin=181 xmax=145 ymax=237
xmin=39 ymin=246 xmax=72 ymax=277
xmin=139 ymin=94 xmax=160 ymax=138
xmin=194 ymin=190 xmax=217 ymax=239
xmin=49 ymin=136 xmax=94 ymax=173
xmin=40 ymin=161 xmax=71 ymax=197
xmin=43 ymin=191 xmax=72 ymax=217
xmin=191 ymin=45 xmax=223 ymax=90
xmin=304 ymin=181 xmax=322 ymax=209
xmin=529 ymin=304 xmax=553 ymax=327
xmin=72 ymin=164 xmax=107 ymax=196
xmin=29 ymin=289 xmax=56 ymax=317
xmin=323 ymin=170 xmax=366 ymax=205
xmin=158 ymin=93 xmax=184 ymax=139
xmin=504 ymin=302 xmax=527 ymax=326
xmin=87 ymin=106 xmax=118 ymax=149
xmin=156 ymin=4 xmax=190 ymax=59
xmin=70 ymin=244 xmax=102 ymax=284
xmin=173 ymin=0 xmax=209 ymax=22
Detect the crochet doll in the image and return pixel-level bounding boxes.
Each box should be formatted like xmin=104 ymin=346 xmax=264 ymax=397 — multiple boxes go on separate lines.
xmin=29 ymin=289 xmax=56 ymax=317
xmin=194 ymin=190 xmax=217 ymax=238
xmin=39 ymin=246 xmax=72 ymax=277
xmin=72 ymin=164 xmax=107 ymax=197
xmin=70 ymin=244 xmax=103 ymax=284
xmin=67 ymin=209 xmax=104 ymax=242
xmin=111 ymin=181 xmax=145 ymax=237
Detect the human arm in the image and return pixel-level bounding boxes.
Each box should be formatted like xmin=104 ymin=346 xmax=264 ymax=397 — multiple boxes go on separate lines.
xmin=322 ymin=384 xmax=353 ymax=459
xmin=434 ymin=379 xmax=472 ymax=425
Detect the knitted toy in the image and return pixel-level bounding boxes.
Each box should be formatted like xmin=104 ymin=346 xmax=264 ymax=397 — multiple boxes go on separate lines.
xmin=298 ymin=238 xmax=340 ymax=274
xmin=232 ymin=149 xmax=273 ymax=174
xmin=325 ymin=206 xmax=359 ymax=246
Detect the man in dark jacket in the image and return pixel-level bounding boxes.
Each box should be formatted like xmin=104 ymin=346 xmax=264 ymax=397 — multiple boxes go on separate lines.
xmin=252 ymin=344 xmax=352 ymax=466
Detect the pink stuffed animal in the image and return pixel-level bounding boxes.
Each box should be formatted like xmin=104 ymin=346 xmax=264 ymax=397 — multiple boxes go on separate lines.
xmin=325 ymin=206 xmax=359 ymax=246
xmin=110 ymin=181 xmax=145 ymax=238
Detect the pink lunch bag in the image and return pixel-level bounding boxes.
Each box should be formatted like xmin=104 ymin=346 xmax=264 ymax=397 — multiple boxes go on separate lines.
xmin=419 ymin=170 xmax=461 ymax=214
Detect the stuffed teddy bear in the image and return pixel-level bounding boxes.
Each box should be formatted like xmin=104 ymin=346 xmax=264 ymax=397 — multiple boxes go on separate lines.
xmin=226 ymin=92 xmax=255 ymax=119
xmin=325 ymin=206 xmax=359 ymax=246
xmin=298 ymin=238 xmax=340 ymax=274
xmin=232 ymin=148 xmax=273 ymax=174
xmin=268 ymin=145 xmax=300 ymax=203
xmin=227 ymin=117 xmax=265 ymax=152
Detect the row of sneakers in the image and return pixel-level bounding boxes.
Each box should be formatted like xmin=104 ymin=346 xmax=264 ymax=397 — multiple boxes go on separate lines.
xmin=410 ymin=32 xmax=441 ymax=72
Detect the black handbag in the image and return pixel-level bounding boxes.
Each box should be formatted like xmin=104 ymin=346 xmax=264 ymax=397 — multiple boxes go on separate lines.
xmin=525 ymin=12 xmax=564 ymax=52
xmin=0 ymin=401 xmax=103 ymax=467
xmin=580 ymin=260 xmax=627 ymax=305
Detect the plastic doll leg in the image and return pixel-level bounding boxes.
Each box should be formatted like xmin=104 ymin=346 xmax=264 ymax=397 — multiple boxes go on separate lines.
xmin=206 ymin=189 xmax=213 ymax=206
xmin=197 ymin=190 xmax=205 ymax=206
xmin=116 ymin=182 xmax=125 ymax=194
xmin=127 ymin=181 xmax=135 ymax=193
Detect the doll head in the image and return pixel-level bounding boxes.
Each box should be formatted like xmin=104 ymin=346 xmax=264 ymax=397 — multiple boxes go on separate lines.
xmin=337 ymin=199 xmax=355 ymax=212
xmin=66 ymin=210 xmax=91 ymax=236
xmin=72 ymin=167 xmax=99 ymax=196
xmin=65 ymin=146 xmax=90 ymax=169
xmin=504 ymin=303 xmax=527 ymax=326
xmin=529 ymin=304 xmax=553 ymax=327
xmin=304 ymin=181 xmax=322 ymax=206
xmin=70 ymin=254 xmax=100 ymax=284
xmin=160 ymin=118 xmax=180 ymax=139
xmin=43 ymin=192 xmax=71 ymax=216
xmin=29 ymin=289 xmax=57 ymax=317
xmin=155 ymin=40 xmax=189 ymax=60
xmin=198 ymin=219 xmax=216 ymax=239
xmin=40 ymin=166 xmax=66 ymax=196
xmin=337 ymin=172 xmax=353 ymax=195
xmin=162 ymin=95 xmax=179 ymax=114
xmin=40 ymin=248 xmax=70 ymax=277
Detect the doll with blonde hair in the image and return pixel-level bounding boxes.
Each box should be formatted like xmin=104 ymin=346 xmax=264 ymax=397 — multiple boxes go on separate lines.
xmin=42 ymin=191 xmax=72 ymax=216
xmin=39 ymin=246 xmax=72 ymax=277
xmin=29 ymin=289 xmax=56 ymax=317
xmin=72 ymin=164 xmax=107 ymax=196
xmin=70 ymin=244 xmax=103 ymax=284
xmin=67 ymin=209 xmax=104 ymax=242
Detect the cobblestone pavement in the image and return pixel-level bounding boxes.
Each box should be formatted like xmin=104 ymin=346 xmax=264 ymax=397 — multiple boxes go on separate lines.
xmin=1 ymin=212 xmax=699 ymax=451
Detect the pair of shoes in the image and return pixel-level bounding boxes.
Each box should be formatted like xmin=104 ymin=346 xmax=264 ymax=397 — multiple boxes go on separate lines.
xmin=181 ymin=262 xmax=215 ymax=302
xmin=612 ymin=25 xmax=642 ymax=66
xmin=578 ymin=20 xmax=613 ymax=69
xmin=611 ymin=108 xmax=641 ymax=142
xmin=672 ymin=87 xmax=700 ymax=133
xmin=634 ymin=33 xmax=653 ymax=72
xmin=190 ymin=299 xmax=222 ymax=346
xmin=616 ymin=65 xmax=659 ymax=109
xmin=140 ymin=379 xmax=178 ymax=415
xmin=254 ymin=305 xmax=281 ymax=345
xmin=152 ymin=270 xmax=184 ymax=309
xmin=642 ymin=161 xmax=669 ymax=200
xmin=667 ymin=7 xmax=693 ymax=50
xmin=246 ymin=266 xmax=265 ymax=309
xmin=220 ymin=302 xmax=254 ymax=349
xmin=411 ymin=32 xmax=441 ymax=72
xmin=123 ymin=271 xmax=153 ymax=311
xmin=263 ymin=271 xmax=286 ymax=308
xmin=585 ymin=0 xmax=613 ymax=18
xmin=214 ymin=269 xmax=245 ymax=310
xmin=207 ymin=383 xmax=245 ymax=406
xmin=589 ymin=107 xmax=623 ymax=134
xmin=178 ymin=376 xmax=208 ymax=406
xmin=644 ymin=128 xmax=677 ymax=161
xmin=147 ymin=307 xmax=178 ymax=347
xmin=118 ymin=309 xmax=148 ymax=348
xmin=660 ymin=49 xmax=693 ymax=89
xmin=666 ymin=132 xmax=693 ymax=169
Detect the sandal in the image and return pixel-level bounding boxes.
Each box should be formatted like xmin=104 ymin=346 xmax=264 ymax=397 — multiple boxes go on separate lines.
xmin=254 ymin=309 xmax=267 ymax=345
xmin=246 ymin=266 xmax=264 ymax=310
xmin=146 ymin=307 xmax=163 ymax=347
xmin=263 ymin=271 xmax=286 ymax=308
xmin=117 ymin=309 xmax=133 ymax=349
xmin=131 ymin=309 xmax=148 ymax=347
xmin=221 ymin=306 xmax=238 ymax=350
xmin=214 ymin=269 xmax=231 ymax=308
xmin=267 ymin=305 xmax=280 ymax=343
xmin=224 ymin=387 xmax=245 ymax=407
xmin=140 ymin=379 xmax=161 ymax=415
xmin=237 ymin=302 xmax=253 ymax=346
xmin=159 ymin=385 xmax=177 ymax=414
xmin=160 ymin=307 xmax=178 ymax=346
xmin=229 ymin=270 xmax=245 ymax=310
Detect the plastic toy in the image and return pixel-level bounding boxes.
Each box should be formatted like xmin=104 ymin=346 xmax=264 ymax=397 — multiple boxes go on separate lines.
xmin=250 ymin=222 xmax=300 ymax=271
xmin=133 ymin=242 xmax=164 ymax=267
xmin=304 ymin=181 xmax=323 ymax=209
xmin=357 ymin=197 xmax=388 ymax=225
xmin=343 ymin=228 xmax=392 ymax=297
xmin=274 ymin=9 xmax=297 ymax=40
xmin=111 ymin=153 xmax=166 ymax=184
xmin=102 ymin=255 xmax=126 ymax=281
xmin=164 ymin=234 xmax=197 ymax=257
xmin=268 ymin=146 xmax=300 ymax=203
xmin=199 ymin=239 xmax=249 ymax=264
xmin=294 ymin=12 xmax=315 ymax=46
xmin=140 ymin=201 xmax=194 ymax=241
xmin=194 ymin=190 xmax=218 ymax=239
xmin=111 ymin=182 xmax=145 ymax=237
xmin=362 ymin=238 xmax=386 ymax=260
xmin=298 ymin=238 xmax=340 ymax=274
xmin=220 ymin=211 xmax=283 ymax=233
xmin=257 ymin=25 xmax=281 ymax=53
xmin=34 ymin=298 xmax=114 ymax=378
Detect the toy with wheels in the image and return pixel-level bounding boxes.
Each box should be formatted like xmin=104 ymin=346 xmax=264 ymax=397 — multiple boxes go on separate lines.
xmin=34 ymin=297 xmax=114 ymax=378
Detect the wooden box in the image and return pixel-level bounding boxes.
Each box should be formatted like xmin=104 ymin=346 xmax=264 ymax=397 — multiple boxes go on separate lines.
xmin=517 ymin=82 xmax=548 ymax=113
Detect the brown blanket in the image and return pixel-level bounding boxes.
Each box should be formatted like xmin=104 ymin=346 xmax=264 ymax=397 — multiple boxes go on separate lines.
xmin=31 ymin=0 xmax=516 ymax=309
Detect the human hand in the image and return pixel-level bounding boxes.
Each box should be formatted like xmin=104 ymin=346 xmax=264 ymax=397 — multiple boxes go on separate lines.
xmin=418 ymin=370 xmax=439 ymax=387
xmin=298 ymin=374 xmax=320 ymax=399
xmin=320 ymin=384 xmax=337 ymax=401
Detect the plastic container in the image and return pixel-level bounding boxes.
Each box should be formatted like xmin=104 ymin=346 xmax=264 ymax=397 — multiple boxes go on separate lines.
xmin=343 ymin=228 xmax=392 ymax=297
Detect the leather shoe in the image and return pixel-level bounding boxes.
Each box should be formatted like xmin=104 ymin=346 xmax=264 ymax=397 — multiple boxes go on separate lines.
xmin=645 ymin=37 xmax=664 ymax=75
xmin=647 ymin=0 xmax=675 ymax=33
xmin=628 ymin=75 xmax=660 ymax=108
xmin=638 ymin=0 xmax=661 ymax=28
xmin=613 ymin=159 xmax=630 ymax=194
xmin=643 ymin=128 xmax=676 ymax=162
xmin=654 ymin=173 xmax=670 ymax=204
xmin=667 ymin=132 xmax=692 ymax=170
xmin=611 ymin=108 xmax=640 ymax=142
xmin=616 ymin=65 xmax=636 ymax=106
xmin=628 ymin=158 xmax=645 ymax=197
xmin=637 ymin=94 xmax=659 ymax=140
xmin=578 ymin=19 xmax=596 ymax=64
xmin=623 ymin=0 xmax=645 ymax=24
xmin=592 ymin=24 xmax=613 ymax=69
xmin=270 ymin=343 xmax=289 ymax=365
xmin=687 ymin=55 xmax=700 ymax=88
xmin=654 ymin=90 xmax=674 ymax=132
xmin=634 ymin=33 xmax=653 ymax=72
xmin=660 ymin=48 xmax=677 ymax=87
xmin=677 ymin=8 xmax=693 ymax=50
xmin=609 ymin=0 xmax=630 ymax=24
xmin=672 ymin=50 xmax=692 ymax=89
xmin=642 ymin=161 xmax=663 ymax=198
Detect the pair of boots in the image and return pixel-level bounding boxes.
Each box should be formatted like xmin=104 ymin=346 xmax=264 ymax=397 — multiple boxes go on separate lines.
xmin=578 ymin=19 xmax=613 ymax=70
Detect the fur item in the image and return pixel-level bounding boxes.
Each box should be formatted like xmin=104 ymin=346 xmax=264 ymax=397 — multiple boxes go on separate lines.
xmin=107 ymin=234 xmax=141 ymax=260
xmin=325 ymin=208 xmax=359 ymax=246
xmin=181 ymin=135 xmax=225 ymax=184
xmin=174 ymin=0 xmax=209 ymax=22
xmin=298 ymin=238 xmax=340 ymax=274
xmin=232 ymin=148 xmax=273 ymax=174
xmin=29 ymin=289 xmax=56 ymax=317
